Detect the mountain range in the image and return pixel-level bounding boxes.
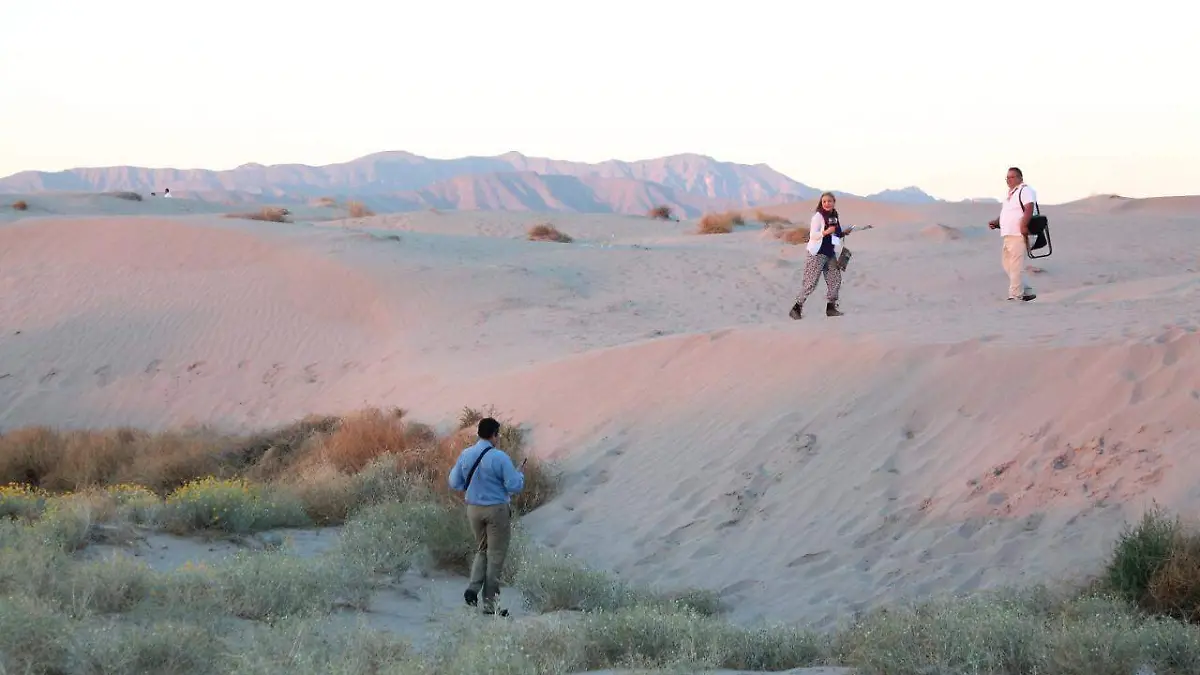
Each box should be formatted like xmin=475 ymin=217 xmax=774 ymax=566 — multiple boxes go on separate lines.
xmin=0 ymin=151 xmax=973 ymax=217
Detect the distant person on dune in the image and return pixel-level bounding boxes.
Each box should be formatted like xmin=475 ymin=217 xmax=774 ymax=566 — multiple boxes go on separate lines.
xmin=448 ymin=416 xmax=525 ymax=616
xmin=790 ymin=191 xmax=855 ymax=319
xmin=162 ymin=188 xmax=172 ymax=198
xmin=987 ymin=167 xmax=1037 ymax=301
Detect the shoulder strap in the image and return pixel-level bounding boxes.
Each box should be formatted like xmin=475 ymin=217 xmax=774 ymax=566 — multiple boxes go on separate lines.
xmin=464 ymin=445 xmax=493 ymax=490
xmin=1017 ymin=186 xmax=1040 ymax=215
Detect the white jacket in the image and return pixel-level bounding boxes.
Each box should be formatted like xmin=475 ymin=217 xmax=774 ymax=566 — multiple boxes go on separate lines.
xmin=806 ymin=212 xmax=843 ymax=257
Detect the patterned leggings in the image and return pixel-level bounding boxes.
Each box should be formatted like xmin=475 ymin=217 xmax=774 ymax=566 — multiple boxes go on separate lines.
xmin=795 ymin=253 xmax=842 ymax=305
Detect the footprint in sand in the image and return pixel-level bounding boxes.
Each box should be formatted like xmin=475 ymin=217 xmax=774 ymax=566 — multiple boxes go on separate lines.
xmin=262 ymin=363 xmax=283 ymax=386
xmin=93 ymin=365 xmax=112 ymax=387
xmin=144 ymin=359 xmax=161 ymax=375
xmin=39 ymin=369 xmax=57 ymax=385
xmin=186 ymin=361 xmax=206 ymax=375
xmin=303 ymin=363 xmax=319 ymax=384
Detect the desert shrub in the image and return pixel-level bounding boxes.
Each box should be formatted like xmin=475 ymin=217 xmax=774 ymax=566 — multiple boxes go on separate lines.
xmin=333 ymin=500 xmax=424 ymax=576
xmin=514 ymin=549 xmax=721 ymax=616
xmin=226 ymin=207 xmax=291 ymax=223
xmin=648 ymin=205 xmax=673 ymax=220
xmin=1103 ymin=506 xmax=1182 ymax=606
xmin=11 ymin=199 xmax=27 ymax=211
xmin=774 ymin=226 xmax=810 ymax=244
xmin=0 ymin=406 xmax=558 ymax=517
xmin=76 ymin=619 xmax=222 ymax=675
xmin=104 ymin=191 xmax=143 ymax=201
xmin=229 ymin=618 xmax=416 ymax=675
xmin=0 ymin=425 xmax=231 ymax=494
xmin=157 ymin=477 xmax=310 ymax=534
xmin=367 ymin=501 xmax=476 ymax=574
xmin=833 ymin=593 xmax=1052 ymax=675
xmin=346 ymin=200 xmax=374 ymax=218
xmin=0 ymin=595 xmax=74 ymax=674
xmin=51 ymin=553 xmax=153 ymax=616
xmin=527 ymin=223 xmax=573 ymax=243
xmin=696 ymin=211 xmax=742 ymax=234
xmin=0 ymin=482 xmax=48 ymax=519
xmin=285 ymin=456 xmax=426 ymax=525
xmin=166 ymin=549 xmax=371 ymax=622
xmin=754 ymin=209 xmax=790 ymax=226
xmin=317 ymin=408 xmax=418 ymax=473
xmin=429 ymin=604 xmax=826 ymax=673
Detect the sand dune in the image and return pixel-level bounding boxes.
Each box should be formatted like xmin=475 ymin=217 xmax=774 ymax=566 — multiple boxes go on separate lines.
xmin=2 ymin=194 xmax=1200 ymax=640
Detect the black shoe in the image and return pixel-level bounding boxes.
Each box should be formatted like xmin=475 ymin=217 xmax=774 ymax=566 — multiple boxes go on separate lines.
xmin=1022 ymin=293 xmax=1036 ymax=301
xmin=826 ymin=302 xmax=843 ymax=317
xmin=789 ymin=302 xmax=803 ymax=320
xmin=464 ymin=589 xmax=478 ymax=607
xmin=483 ymin=608 xmax=510 ymax=617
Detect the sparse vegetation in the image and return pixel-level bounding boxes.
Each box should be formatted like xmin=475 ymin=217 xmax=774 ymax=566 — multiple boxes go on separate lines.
xmin=526 ymin=222 xmax=573 ymax=243
xmin=346 ymin=200 xmax=374 ymax=218
xmin=648 ymin=205 xmax=674 ymax=220
xmin=766 ymin=224 xmax=810 ymax=245
xmin=754 ymin=209 xmax=790 ymax=226
xmin=696 ymin=210 xmax=744 ymax=235
xmin=225 ymin=207 xmax=292 ymax=223
xmin=11 ymin=200 xmax=28 ymax=211
xmin=2 ymin=410 xmax=1200 ymax=674
xmin=104 ymin=191 xmax=143 ymax=202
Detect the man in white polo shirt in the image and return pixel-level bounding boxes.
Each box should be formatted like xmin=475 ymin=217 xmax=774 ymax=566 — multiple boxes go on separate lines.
xmin=987 ymin=166 xmax=1037 ymax=301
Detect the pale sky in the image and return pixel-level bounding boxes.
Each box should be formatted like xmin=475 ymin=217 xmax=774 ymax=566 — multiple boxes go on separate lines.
xmin=1 ymin=0 xmax=1196 ymax=203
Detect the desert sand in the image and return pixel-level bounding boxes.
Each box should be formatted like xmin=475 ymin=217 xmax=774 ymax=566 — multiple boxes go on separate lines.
xmin=2 ymin=191 xmax=1199 ymax=665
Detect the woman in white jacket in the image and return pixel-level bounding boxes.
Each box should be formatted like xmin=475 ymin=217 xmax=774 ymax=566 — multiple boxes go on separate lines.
xmin=789 ymin=191 xmax=854 ymax=319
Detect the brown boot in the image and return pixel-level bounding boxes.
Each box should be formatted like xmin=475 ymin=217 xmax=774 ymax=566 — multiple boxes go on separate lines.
xmin=826 ymin=302 xmax=843 ymax=317
xmin=789 ymin=302 xmax=803 ymax=320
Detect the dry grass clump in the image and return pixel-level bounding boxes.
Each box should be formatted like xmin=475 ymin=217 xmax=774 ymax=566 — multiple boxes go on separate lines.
xmin=225 ymin=207 xmax=292 ymax=223
xmin=696 ymin=210 xmax=744 ymax=235
xmin=754 ymin=209 xmax=790 ymax=226
xmin=0 ymin=405 xmax=557 ymax=527
xmin=346 ymin=200 xmax=374 ymax=218
xmin=1102 ymin=505 xmax=1200 ymax=624
xmin=514 ymin=548 xmax=722 ymax=616
xmin=647 ymin=205 xmax=673 ymax=220
xmin=313 ymin=196 xmax=337 ymax=207
xmin=103 ymin=191 xmax=143 ymax=201
xmin=527 ymin=222 xmax=573 ymax=243
xmin=11 ymin=199 xmax=28 ymax=211
xmin=765 ymin=224 xmax=810 ymax=245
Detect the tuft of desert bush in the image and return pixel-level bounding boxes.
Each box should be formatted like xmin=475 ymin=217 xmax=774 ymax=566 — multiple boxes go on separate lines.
xmin=754 ymin=209 xmax=790 ymax=226
xmin=156 ymin=477 xmax=311 ymax=535
xmin=0 ymin=406 xmax=557 ymax=518
xmin=104 ymin=191 xmax=143 ymax=201
xmin=225 ymin=207 xmax=292 ymax=223
xmin=766 ymin=224 xmax=810 ymax=245
xmin=11 ymin=199 xmax=28 ymax=211
xmin=514 ymin=548 xmax=722 ymax=616
xmin=696 ymin=210 xmax=744 ymax=235
xmin=527 ymin=222 xmax=573 ymax=243
xmin=1100 ymin=504 xmax=1200 ymax=625
xmin=346 ymin=200 xmax=374 ymax=218
xmin=648 ymin=205 xmax=673 ymax=220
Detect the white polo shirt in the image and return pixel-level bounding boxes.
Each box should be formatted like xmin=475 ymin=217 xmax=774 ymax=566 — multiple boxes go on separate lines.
xmin=998 ymin=183 xmax=1037 ymax=237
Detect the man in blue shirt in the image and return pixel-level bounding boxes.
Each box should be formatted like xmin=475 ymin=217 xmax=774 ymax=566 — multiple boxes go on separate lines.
xmin=448 ymin=416 xmax=525 ymax=615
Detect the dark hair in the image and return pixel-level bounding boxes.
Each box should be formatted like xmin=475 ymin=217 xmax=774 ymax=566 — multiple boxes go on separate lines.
xmin=1008 ymin=167 xmax=1023 ymax=179
xmin=815 ymin=191 xmax=837 ymax=212
xmin=477 ymin=417 xmax=500 ymax=440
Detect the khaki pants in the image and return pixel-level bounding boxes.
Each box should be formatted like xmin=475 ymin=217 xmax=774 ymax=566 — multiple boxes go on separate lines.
xmin=466 ymin=503 xmax=512 ymax=609
xmin=1001 ymin=235 xmax=1028 ymax=299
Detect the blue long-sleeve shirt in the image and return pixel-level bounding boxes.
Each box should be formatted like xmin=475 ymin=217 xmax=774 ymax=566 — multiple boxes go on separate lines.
xmin=448 ymin=439 xmax=525 ymax=506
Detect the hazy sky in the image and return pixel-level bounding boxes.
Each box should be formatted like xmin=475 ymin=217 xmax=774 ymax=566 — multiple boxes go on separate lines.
xmin=2 ymin=0 xmax=1196 ymax=202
